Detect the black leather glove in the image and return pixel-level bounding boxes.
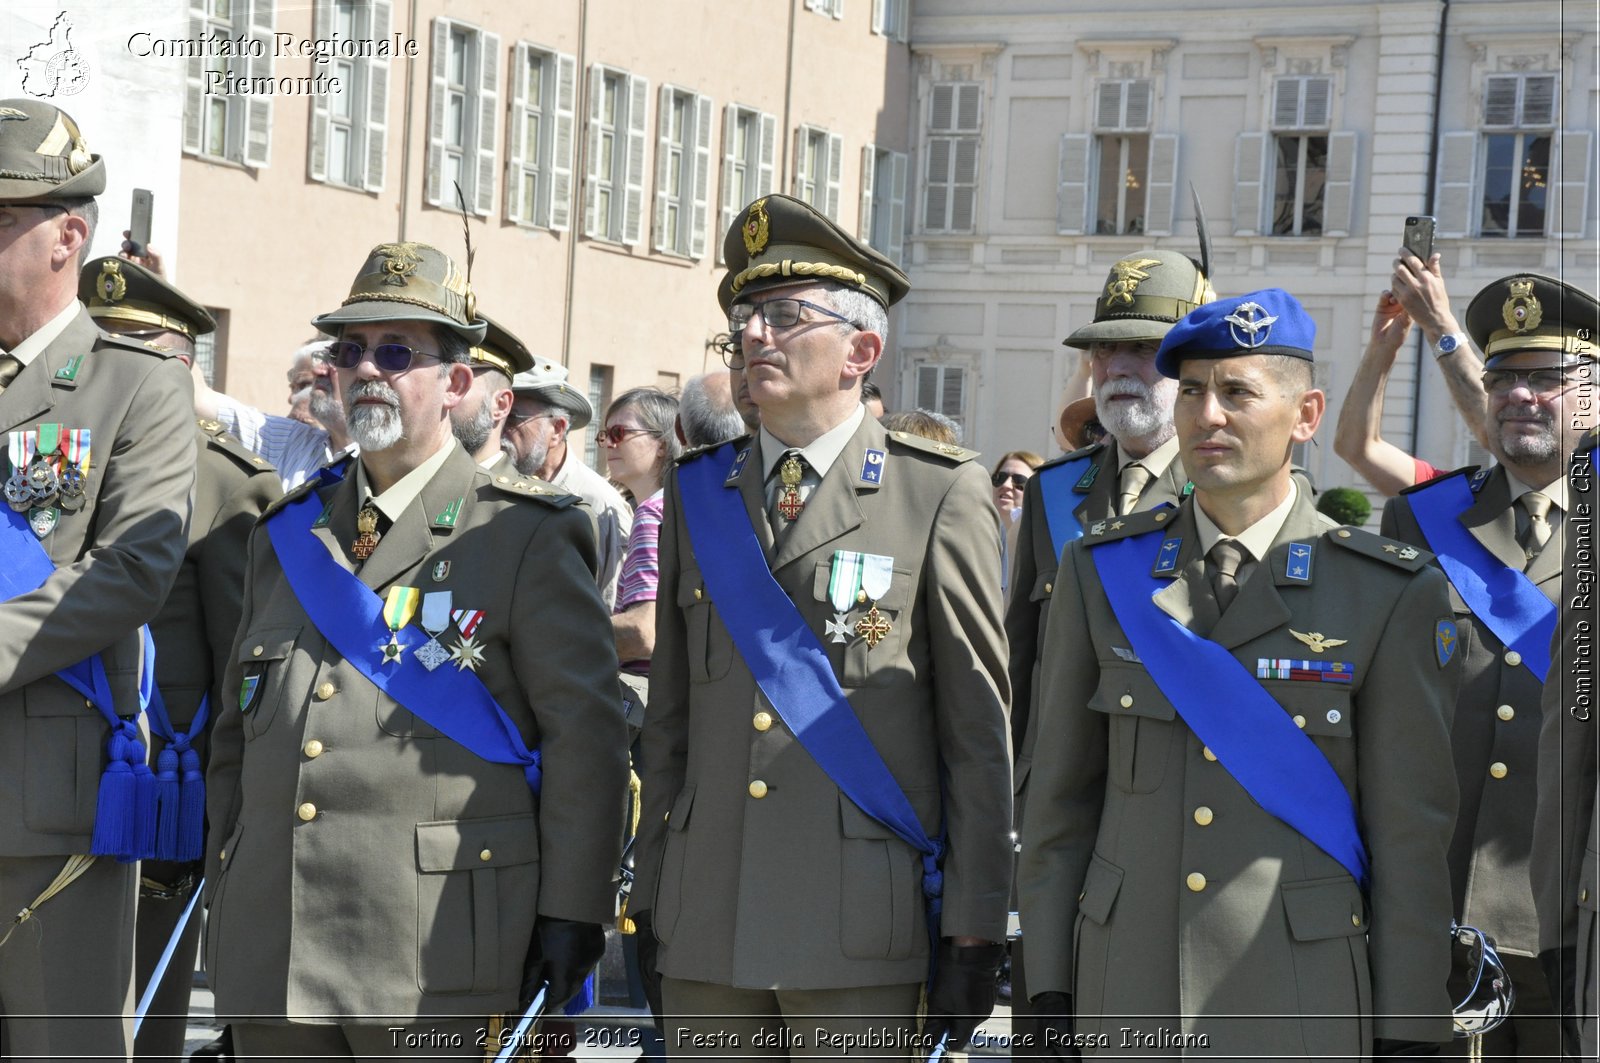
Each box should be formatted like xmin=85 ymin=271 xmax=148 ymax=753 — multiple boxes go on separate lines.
xmin=520 ymin=917 xmax=606 ymax=1011
xmin=1029 ymin=991 xmax=1080 ymax=1060
xmin=631 ymin=908 xmax=665 ymax=1031
xmin=921 ymin=940 xmax=1006 ymax=1052
xmin=1373 ymin=1039 xmax=1444 ymax=1057
xmin=189 ymin=1026 xmax=234 ymax=1060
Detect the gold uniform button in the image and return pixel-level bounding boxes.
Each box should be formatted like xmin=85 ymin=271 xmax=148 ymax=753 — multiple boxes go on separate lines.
xmin=219 ymin=849 xmax=227 ymax=861
xmin=694 ymin=588 xmax=703 ymax=601
xmin=85 ymin=699 xmax=94 ymax=709
xmin=1351 ymin=914 xmax=1361 ymax=926
xmin=303 ymin=740 xmax=324 ymax=759
xmin=1489 ymin=762 xmax=1508 ymax=779
xmin=1505 ymin=650 xmax=1522 ymax=667
xmin=1186 ymin=872 xmax=1207 ymax=892
xmin=1497 ymin=704 xmax=1515 ymax=721
xmin=1119 ymin=694 xmax=1134 ymax=709
xmin=1582 ymin=889 xmax=1591 ymax=903
xmin=1193 ymin=806 xmax=1214 ymax=826
xmin=1044 ymin=582 xmax=1053 ymax=594
xmin=1336 ymin=529 xmax=1352 ymax=538
xmin=296 ymin=802 xmax=318 ymax=822
xmin=251 ymin=645 xmax=264 ymax=657
xmin=748 ymin=780 xmax=768 ymax=799
xmin=1293 ymin=714 xmax=1307 ymax=729
xmin=753 ymin=711 xmax=773 ymax=732
xmin=1202 ymin=746 xmax=1217 ymax=762
xmin=479 ymin=849 xmax=493 ymax=862
xmin=315 ymin=682 xmax=336 ymax=701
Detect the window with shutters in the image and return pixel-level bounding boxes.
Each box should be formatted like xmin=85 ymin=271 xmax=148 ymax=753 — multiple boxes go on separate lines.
xmin=585 ymin=364 xmax=613 ymax=468
xmin=1268 ymin=77 xmax=1332 ymax=236
xmin=1480 ymin=73 xmax=1556 ymax=238
xmin=1090 ymin=80 xmax=1153 ymax=235
xmin=184 ymin=0 xmax=273 ymax=166
xmin=923 ymin=82 xmax=980 ymax=233
xmin=506 ymin=44 xmax=576 ymax=230
xmin=425 ymin=19 xmax=498 ymax=215
xmin=914 ymin=363 xmax=967 ymax=437
xmin=584 ymin=66 xmax=649 ymax=245
xmin=793 ymin=125 xmax=842 ymax=220
xmin=308 ymin=0 xmax=391 ymax=193
xmin=860 ymin=145 xmax=908 ymax=264
xmin=720 ymin=106 xmax=777 ymax=261
xmin=653 ymin=87 xmax=713 ymax=258
xmin=872 ymin=0 xmax=909 ymax=42
xmin=804 ymin=0 xmax=845 ymax=18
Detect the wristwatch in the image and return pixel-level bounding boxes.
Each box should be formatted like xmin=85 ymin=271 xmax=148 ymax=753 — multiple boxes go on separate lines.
xmin=1434 ymin=332 xmax=1469 ymax=358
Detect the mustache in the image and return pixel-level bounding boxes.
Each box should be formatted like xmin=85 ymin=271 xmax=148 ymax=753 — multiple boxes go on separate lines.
xmin=1496 ymin=404 xmax=1552 ymax=425
xmin=1097 ymin=378 xmax=1153 ymax=401
xmin=346 ymin=380 xmax=400 ymax=407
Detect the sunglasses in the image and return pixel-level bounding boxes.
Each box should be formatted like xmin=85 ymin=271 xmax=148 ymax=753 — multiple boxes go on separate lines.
xmin=991 ymin=472 xmax=1029 ymax=489
xmin=1480 ymin=366 xmax=1578 ymax=396
xmin=601 ymin=425 xmax=656 ymax=446
xmin=331 ymin=340 xmax=443 ymax=372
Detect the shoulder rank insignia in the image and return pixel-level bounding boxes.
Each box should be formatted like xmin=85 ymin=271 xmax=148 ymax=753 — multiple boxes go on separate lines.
xmin=1090 ymin=520 xmax=1107 ymax=536
xmin=1074 ymin=462 xmax=1101 ymax=492
xmin=859 ymin=448 xmax=885 ymax=485
xmin=1285 ymin=542 xmax=1313 ymax=582
xmin=1153 ymin=536 xmax=1183 ymax=575
xmin=726 ymin=445 xmax=751 ymax=485
xmin=1290 ymin=629 xmax=1348 ymax=654
xmin=1435 ymin=619 xmax=1459 ymax=668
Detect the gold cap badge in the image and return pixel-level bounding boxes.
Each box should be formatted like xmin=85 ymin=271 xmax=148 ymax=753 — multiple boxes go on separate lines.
xmin=97 ymin=259 xmax=125 ymax=303
xmin=1104 ymin=257 xmax=1163 ymax=308
xmin=742 ymin=198 xmax=770 ymax=256
xmin=1502 ymin=277 xmax=1543 ymax=334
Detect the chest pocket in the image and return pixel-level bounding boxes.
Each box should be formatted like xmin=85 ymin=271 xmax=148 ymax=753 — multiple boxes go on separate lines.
xmin=1087 ymin=663 xmax=1176 ymax=794
xmin=236 ymin=627 xmax=301 ymax=740
xmin=812 ymin=561 xmax=914 ymax=688
xmin=677 ymin=568 xmax=733 ymax=683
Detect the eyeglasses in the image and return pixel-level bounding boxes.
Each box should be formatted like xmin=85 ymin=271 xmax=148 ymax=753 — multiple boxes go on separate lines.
xmin=601 ymin=425 xmax=655 ymax=446
xmin=715 ymin=331 xmax=745 ymax=369
xmin=991 ymin=472 xmax=1029 ymax=489
xmin=331 ymin=340 xmax=444 ymax=372
xmin=727 ymin=298 xmax=859 ymax=335
xmin=504 ymin=409 xmax=554 ymax=430
xmin=1480 ymin=366 xmax=1579 ymax=396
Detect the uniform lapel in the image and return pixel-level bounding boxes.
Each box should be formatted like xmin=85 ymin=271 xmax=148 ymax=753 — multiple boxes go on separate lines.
xmin=735 ymin=441 xmax=776 ymax=563
xmin=1524 ymin=513 xmax=1566 ymax=590
xmin=310 ymin=475 xmax=360 ymax=573
xmin=358 ymin=445 xmax=472 ymax=591
xmin=770 ymin=419 xmax=874 ymax=573
xmin=1142 ymin=454 xmax=1189 ymax=511
xmin=0 ymin=311 xmax=95 ymax=431
xmin=1207 ymin=489 xmax=1325 ymax=650
xmin=1150 ymin=505 xmax=1214 ymax=633
xmin=1071 ymin=444 xmax=1118 ymax=526
xmin=1460 ymin=465 xmax=1525 ymax=573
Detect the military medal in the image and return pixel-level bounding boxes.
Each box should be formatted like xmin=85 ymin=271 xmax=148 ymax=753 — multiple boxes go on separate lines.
xmin=776 ymin=454 xmax=805 ymax=521
xmin=827 ymin=551 xmax=866 ymax=644
xmin=854 ymin=553 xmax=894 ymax=650
xmin=380 ymin=586 xmax=420 ymax=664
xmin=353 ymin=502 xmax=382 ymax=560
xmin=5 ymin=431 xmax=36 ymax=512
xmin=450 ymin=634 xmax=486 ymax=672
xmin=414 ymin=590 xmax=454 ymax=671
xmin=57 ymin=429 xmax=89 ymax=513
xmin=452 ymin=608 xmax=484 ymax=639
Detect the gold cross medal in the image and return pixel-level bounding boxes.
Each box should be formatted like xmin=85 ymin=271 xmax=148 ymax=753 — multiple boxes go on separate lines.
xmin=413 ymin=590 xmax=453 ymax=671
xmin=853 ymin=553 xmax=895 ymax=650
xmin=380 ymin=586 xmax=420 ymax=665
xmin=353 ymin=503 xmax=382 ymax=560
xmin=776 ymin=454 xmax=805 ymax=521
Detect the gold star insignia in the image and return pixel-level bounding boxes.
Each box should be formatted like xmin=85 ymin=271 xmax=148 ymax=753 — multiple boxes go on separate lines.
xmin=1290 ymin=629 xmax=1348 ymax=654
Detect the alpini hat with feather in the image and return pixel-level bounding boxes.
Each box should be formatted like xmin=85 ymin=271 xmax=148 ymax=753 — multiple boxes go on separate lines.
xmin=0 ymin=99 xmax=104 ymax=202
xmin=312 ymin=242 xmax=487 ymax=345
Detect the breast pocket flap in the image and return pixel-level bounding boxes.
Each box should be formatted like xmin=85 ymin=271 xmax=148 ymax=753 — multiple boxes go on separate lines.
xmin=1281 ymin=876 xmax=1366 ymax=941
xmin=416 ymin=813 xmax=539 ymax=872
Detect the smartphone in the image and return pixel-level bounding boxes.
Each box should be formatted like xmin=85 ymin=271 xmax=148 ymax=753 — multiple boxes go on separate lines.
xmin=1403 ymin=215 xmax=1435 ymax=261
xmin=128 ymin=188 xmax=154 ymax=256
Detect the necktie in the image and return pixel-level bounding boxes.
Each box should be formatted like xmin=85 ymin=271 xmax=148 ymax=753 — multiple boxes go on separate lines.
xmin=1519 ymin=491 xmax=1553 ymax=561
xmin=770 ymin=449 xmax=808 ymax=526
xmin=0 ymin=355 xmax=21 ymax=394
xmin=1118 ymin=462 xmax=1153 ymax=517
xmin=1209 ymin=539 xmax=1246 ymax=614
xmin=353 ymin=501 xmax=384 ymax=560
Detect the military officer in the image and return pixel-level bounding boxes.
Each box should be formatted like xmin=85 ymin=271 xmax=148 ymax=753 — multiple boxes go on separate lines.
xmin=632 ymin=195 xmax=1013 ymax=1055
xmin=1382 ymin=274 xmax=1598 ymax=1058
xmin=451 ymin=311 xmax=533 ymax=467
xmin=79 ymin=254 xmax=283 ymax=1063
xmin=202 ymin=242 xmax=629 ymax=1057
xmin=0 ymin=100 xmax=196 ymax=1059
xmin=1020 ymin=289 xmax=1462 ymax=1058
xmin=1534 ymin=425 xmax=1598 ymax=1059
xmin=1006 ymin=250 xmax=1213 ymax=1036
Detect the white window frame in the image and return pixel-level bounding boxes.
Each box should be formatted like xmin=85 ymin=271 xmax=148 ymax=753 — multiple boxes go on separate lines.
xmin=308 ymin=0 xmax=391 ymax=193
xmin=921 ymin=81 xmax=981 ymax=234
xmin=804 ymin=0 xmax=845 ymax=18
xmin=653 ymin=86 xmax=713 ymax=259
xmin=860 ymin=144 xmax=908 ymax=264
xmin=871 ymin=0 xmax=909 ymax=42
xmin=506 ymin=43 xmax=576 ymax=230
xmin=584 ymin=65 xmax=649 ymax=245
xmin=184 ymin=0 xmax=273 ymax=166
xmin=793 ymin=124 xmax=842 ymax=219
xmin=1091 ymin=133 xmax=1149 ymax=235
xmin=425 ymin=18 xmax=499 ymax=215
xmin=719 ymin=105 xmax=778 ymax=263
xmin=1477 ymin=74 xmax=1559 ymax=240
xmin=913 ymin=361 xmax=969 ymax=439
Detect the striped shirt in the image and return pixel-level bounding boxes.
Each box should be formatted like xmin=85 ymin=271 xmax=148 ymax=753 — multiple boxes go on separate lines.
xmin=212 ymin=394 xmax=355 ymax=490
xmin=616 ymin=490 xmax=664 ymax=674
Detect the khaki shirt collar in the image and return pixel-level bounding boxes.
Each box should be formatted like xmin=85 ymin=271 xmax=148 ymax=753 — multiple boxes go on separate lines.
xmin=355 ymin=436 xmax=459 ymax=523
xmin=1115 ymin=434 xmax=1179 ymax=481
xmin=1194 ymin=479 xmax=1301 ymax=562
xmin=1505 ymin=466 xmax=1568 ymax=515
xmin=8 ymin=300 xmax=80 ymax=366
xmin=759 ymin=403 xmax=866 ymax=481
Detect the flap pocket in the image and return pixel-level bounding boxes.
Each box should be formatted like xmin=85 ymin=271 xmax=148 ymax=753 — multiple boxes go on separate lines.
xmin=1087 ymin=664 xmax=1174 ymax=722
xmin=676 ymin=570 xmax=707 ymax=608
xmin=1281 ymin=876 xmax=1366 ymax=941
xmin=1264 ymin=682 xmax=1354 ymax=738
xmin=237 ymin=626 xmax=299 ymax=665
xmin=416 ymin=813 xmax=539 ymax=872
xmin=812 ymin=560 xmax=913 ymax=611
xmin=1078 ymin=853 xmax=1124 ymax=926
xmin=1029 ymin=570 xmax=1055 ymax=603
xmin=839 ymin=794 xmax=897 ymax=840
xmin=665 ymin=785 xmax=696 ymax=832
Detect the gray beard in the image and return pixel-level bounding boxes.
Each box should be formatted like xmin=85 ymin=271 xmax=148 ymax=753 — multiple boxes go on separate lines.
xmin=452 ymin=398 xmax=494 ymax=456
xmin=345 ymin=382 xmax=403 ymax=451
xmin=513 ymin=435 xmax=550 ymax=478
xmin=1095 ymin=379 xmax=1175 ymax=442
xmin=310 ymin=387 xmax=346 ymax=433
xmin=1497 ymin=409 xmax=1560 ymax=464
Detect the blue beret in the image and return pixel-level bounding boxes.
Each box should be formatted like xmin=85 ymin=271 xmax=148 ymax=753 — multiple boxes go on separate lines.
xmin=1155 ymin=288 xmax=1316 ymax=378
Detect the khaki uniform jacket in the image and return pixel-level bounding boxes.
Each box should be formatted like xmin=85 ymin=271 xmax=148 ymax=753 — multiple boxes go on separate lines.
xmin=0 ymin=308 xmax=195 ymax=856
xmin=1532 ymin=429 xmax=1598 ymax=1057
xmin=635 ymin=418 xmax=1013 ymax=990
xmin=1006 ymin=441 xmax=1189 ymax=812
xmin=1382 ymin=464 xmax=1561 ymax=960
xmin=203 ymin=443 xmax=629 ymax=1022
xmin=1019 ymin=492 xmax=1462 ymax=1053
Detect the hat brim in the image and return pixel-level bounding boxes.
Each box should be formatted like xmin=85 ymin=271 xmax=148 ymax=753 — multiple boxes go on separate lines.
xmin=0 ymin=157 xmax=105 ymax=203
xmin=1062 ymin=316 xmax=1178 ymax=349
xmin=312 ymin=299 xmax=487 ymax=345
xmin=510 ymin=383 xmax=593 ymax=431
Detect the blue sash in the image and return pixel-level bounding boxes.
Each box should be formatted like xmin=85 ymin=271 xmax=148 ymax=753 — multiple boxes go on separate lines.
xmin=0 ymin=507 xmax=156 ymax=861
xmin=1092 ymin=528 xmax=1370 ymax=887
xmin=676 ymin=446 xmax=945 ymax=922
xmin=1407 ymin=471 xmax=1557 ymax=682
xmin=1037 ymin=455 xmax=1095 ymax=559
xmin=263 ymin=466 xmax=543 ymax=794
